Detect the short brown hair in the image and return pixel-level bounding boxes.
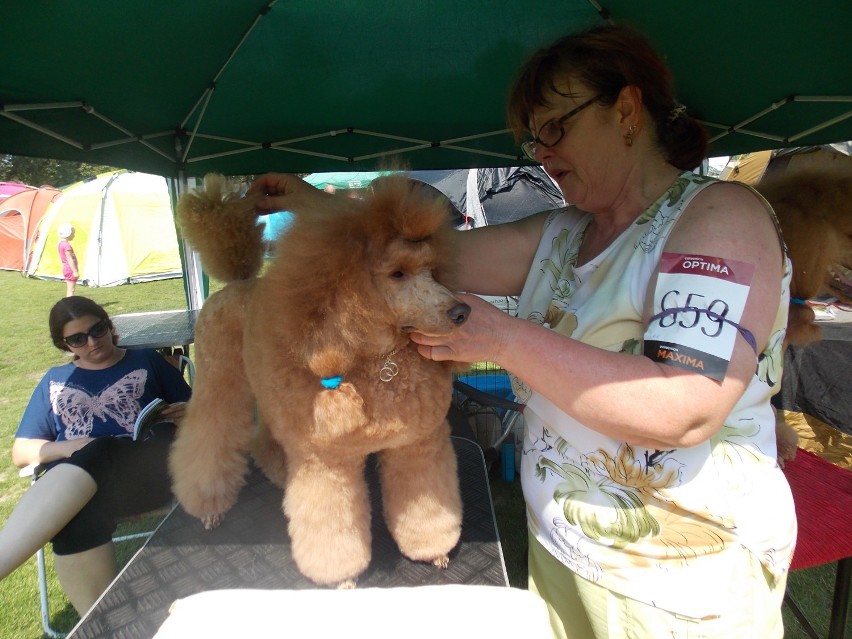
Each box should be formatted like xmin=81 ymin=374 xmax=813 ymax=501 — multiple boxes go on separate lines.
xmin=507 ymin=24 xmax=708 ymax=170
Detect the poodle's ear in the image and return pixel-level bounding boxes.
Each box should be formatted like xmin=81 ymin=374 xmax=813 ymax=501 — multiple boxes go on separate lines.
xmin=294 ymin=258 xmax=374 ymax=378
xmin=306 ymin=342 xmax=356 ymax=379
xmin=758 ymin=168 xmax=852 ymax=347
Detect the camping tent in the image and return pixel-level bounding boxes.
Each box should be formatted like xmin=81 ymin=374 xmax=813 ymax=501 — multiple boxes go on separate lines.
xmin=720 ymin=144 xmax=852 ymax=185
xmin=0 ymin=182 xmax=31 ymax=200
xmin=718 ymin=151 xmax=774 ymax=185
xmin=305 ymin=172 xmax=396 ymax=192
xmin=409 ymin=166 xmax=564 ymax=228
xmin=27 ymin=171 xmax=183 ymax=286
xmin=260 ymin=166 xmax=564 ymax=244
xmin=0 ymin=185 xmax=62 ymax=271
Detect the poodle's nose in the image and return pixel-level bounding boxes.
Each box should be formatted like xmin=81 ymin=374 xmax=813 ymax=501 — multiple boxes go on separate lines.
xmin=448 ymin=302 xmax=471 ymax=325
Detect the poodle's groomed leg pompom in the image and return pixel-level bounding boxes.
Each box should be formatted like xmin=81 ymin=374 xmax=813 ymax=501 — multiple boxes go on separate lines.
xmin=285 ymin=455 xmax=373 ymax=585
xmin=378 ymin=431 xmax=462 ymax=566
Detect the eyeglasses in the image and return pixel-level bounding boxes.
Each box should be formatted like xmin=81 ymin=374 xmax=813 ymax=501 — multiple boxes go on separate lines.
xmin=521 ymin=95 xmax=601 ymax=161
xmin=63 ymin=319 xmax=110 ymax=348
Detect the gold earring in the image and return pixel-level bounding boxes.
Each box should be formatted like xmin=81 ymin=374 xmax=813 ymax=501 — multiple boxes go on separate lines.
xmin=625 ymin=124 xmax=637 ymax=147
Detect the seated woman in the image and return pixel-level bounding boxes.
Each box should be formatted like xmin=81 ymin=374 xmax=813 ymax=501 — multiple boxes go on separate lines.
xmin=0 ymin=296 xmax=191 ymax=616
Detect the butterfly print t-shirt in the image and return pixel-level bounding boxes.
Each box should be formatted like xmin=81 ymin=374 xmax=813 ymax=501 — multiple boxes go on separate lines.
xmin=17 ymin=348 xmax=191 ymax=441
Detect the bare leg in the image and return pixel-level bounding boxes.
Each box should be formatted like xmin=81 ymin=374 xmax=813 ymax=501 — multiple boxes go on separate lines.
xmin=0 ymin=465 xmax=97 ymax=580
xmin=66 ymin=280 xmax=76 ymax=297
xmin=54 ymin=542 xmax=117 ymax=615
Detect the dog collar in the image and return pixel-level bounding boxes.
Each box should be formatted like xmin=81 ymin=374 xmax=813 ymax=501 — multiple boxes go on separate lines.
xmin=378 ymin=347 xmax=401 ymax=383
xmin=320 ymin=346 xmax=403 ymax=389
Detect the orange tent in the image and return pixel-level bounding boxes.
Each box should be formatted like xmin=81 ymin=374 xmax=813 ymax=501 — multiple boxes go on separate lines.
xmin=0 ymin=185 xmax=62 ymax=272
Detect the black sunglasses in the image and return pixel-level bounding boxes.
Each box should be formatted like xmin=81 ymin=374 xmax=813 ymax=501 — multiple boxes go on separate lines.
xmin=63 ymin=319 xmax=110 ymax=348
xmin=522 ymin=95 xmax=601 ymax=161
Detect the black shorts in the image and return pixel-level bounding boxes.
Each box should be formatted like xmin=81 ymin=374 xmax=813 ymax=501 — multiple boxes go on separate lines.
xmin=43 ymin=424 xmax=176 ymax=555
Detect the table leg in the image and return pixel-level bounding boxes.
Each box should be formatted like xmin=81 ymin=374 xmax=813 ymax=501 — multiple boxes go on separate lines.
xmin=829 ymin=557 xmax=850 ymax=639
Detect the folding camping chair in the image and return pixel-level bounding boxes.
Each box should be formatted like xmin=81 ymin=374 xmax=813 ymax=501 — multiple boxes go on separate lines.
xmin=17 ymin=464 xmax=171 ymax=638
xmin=19 ymin=356 xmax=194 ymax=637
xmin=452 ymin=363 xmax=524 ymax=473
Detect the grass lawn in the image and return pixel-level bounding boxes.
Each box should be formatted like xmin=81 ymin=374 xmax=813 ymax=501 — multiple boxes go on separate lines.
xmin=0 ymin=270 xmax=846 ymax=637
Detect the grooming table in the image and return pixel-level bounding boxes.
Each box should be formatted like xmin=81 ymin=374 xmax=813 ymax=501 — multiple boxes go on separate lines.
xmin=68 ymin=437 xmax=509 ymax=638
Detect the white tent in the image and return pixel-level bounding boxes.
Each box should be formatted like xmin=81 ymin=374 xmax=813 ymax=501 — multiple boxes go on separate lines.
xmin=27 ymin=171 xmax=182 ymax=287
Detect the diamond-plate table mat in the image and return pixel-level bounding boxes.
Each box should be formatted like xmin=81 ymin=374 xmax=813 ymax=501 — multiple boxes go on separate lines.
xmin=69 ymin=437 xmax=508 ymax=638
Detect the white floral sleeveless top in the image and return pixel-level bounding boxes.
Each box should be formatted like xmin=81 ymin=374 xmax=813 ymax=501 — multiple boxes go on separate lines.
xmin=513 ymin=172 xmax=796 ymax=618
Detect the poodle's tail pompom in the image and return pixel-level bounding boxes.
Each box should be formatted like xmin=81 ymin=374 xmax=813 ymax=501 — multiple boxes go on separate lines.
xmin=177 ymin=173 xmax=264 ymax=282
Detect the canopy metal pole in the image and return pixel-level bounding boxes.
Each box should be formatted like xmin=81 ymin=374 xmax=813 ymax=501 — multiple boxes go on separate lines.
xmin=174 ymin=176 xmax=205 ymax=311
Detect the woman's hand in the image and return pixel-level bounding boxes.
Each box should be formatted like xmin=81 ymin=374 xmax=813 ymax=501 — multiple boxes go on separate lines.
xmin=247 ymin=173 xmax=332 ymax=216
xmin=160 ymin=401 xmax=187 ymax=425
xmin=409 ymin=293 xmax=514 ymax=365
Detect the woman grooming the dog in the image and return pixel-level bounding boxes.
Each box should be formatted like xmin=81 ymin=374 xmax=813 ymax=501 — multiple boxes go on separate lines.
xmin=0 ymin=296 xmax=191 ymax=616
xmin=249 ymin=24 xmax=795 ymax=639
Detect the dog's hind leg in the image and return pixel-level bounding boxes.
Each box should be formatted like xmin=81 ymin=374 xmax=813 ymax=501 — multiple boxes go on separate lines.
xmin=251 ymin=420 xmax=288 ymax=489
xmin=169 ymin=282 xmax=255 ymax=527
xmin=379 ymin=425 xmax=462 ymax=565
xmin=284 ymin=454 xmax=372 ymax=586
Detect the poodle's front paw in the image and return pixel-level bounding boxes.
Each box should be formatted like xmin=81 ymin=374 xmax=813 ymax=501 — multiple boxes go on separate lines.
xmin=201 ymin=513 xmax=224 ymax=530
xmin=336 ymin=579 xmax=357 ymax=590
xmin=432 ymin=555 xmax=450 ymax=570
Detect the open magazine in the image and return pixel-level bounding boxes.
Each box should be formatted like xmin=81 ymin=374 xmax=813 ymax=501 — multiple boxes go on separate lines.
xmin=132 ymin=398 xmax=170 ymax=441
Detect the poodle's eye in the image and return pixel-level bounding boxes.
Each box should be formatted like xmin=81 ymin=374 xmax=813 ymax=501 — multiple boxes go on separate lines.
xmin=390 ymin=270 xmax=406 ymax=280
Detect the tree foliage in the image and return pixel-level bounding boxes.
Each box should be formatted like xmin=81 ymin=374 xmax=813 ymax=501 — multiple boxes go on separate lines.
xmin=0 ymin=155 xmax=118 ymax=189
xmin=0 ymin=155 xmax=310 ymax=191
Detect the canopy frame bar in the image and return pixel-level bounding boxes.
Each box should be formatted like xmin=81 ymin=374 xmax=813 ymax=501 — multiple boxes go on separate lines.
xmin=180 ymin=0 xmax=278 ymax=164
xmin=2 ymin=93 xmax=850 ymax=172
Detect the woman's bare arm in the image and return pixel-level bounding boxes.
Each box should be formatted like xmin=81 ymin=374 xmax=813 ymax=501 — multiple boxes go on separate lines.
xmin=414 ymin=183 xmax=784 ymax=449
xmin=12 ymin=437 xmax=93 ymax=468
xmin=453 ymin=210 xmax=551 ymax=295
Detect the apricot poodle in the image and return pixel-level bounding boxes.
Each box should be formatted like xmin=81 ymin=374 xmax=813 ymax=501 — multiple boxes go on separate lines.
xmin=169 ymin=174 xmax=469 ymax=586
xmin=756 ymin=167 xmax=852 ymax=464
xmin=757 ymin=167 xmax=852 ymax=346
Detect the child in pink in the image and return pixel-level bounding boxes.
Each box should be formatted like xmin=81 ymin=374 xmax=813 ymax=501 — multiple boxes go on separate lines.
xmin=57 ymin=223 xmax=79 ymax=297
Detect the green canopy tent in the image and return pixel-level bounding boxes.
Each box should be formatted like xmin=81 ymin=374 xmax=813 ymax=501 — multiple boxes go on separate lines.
xmin=1 ymin=1 xmax=849 ymax=307
xmin=0 ymin=1 xmax=849 ymax=179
